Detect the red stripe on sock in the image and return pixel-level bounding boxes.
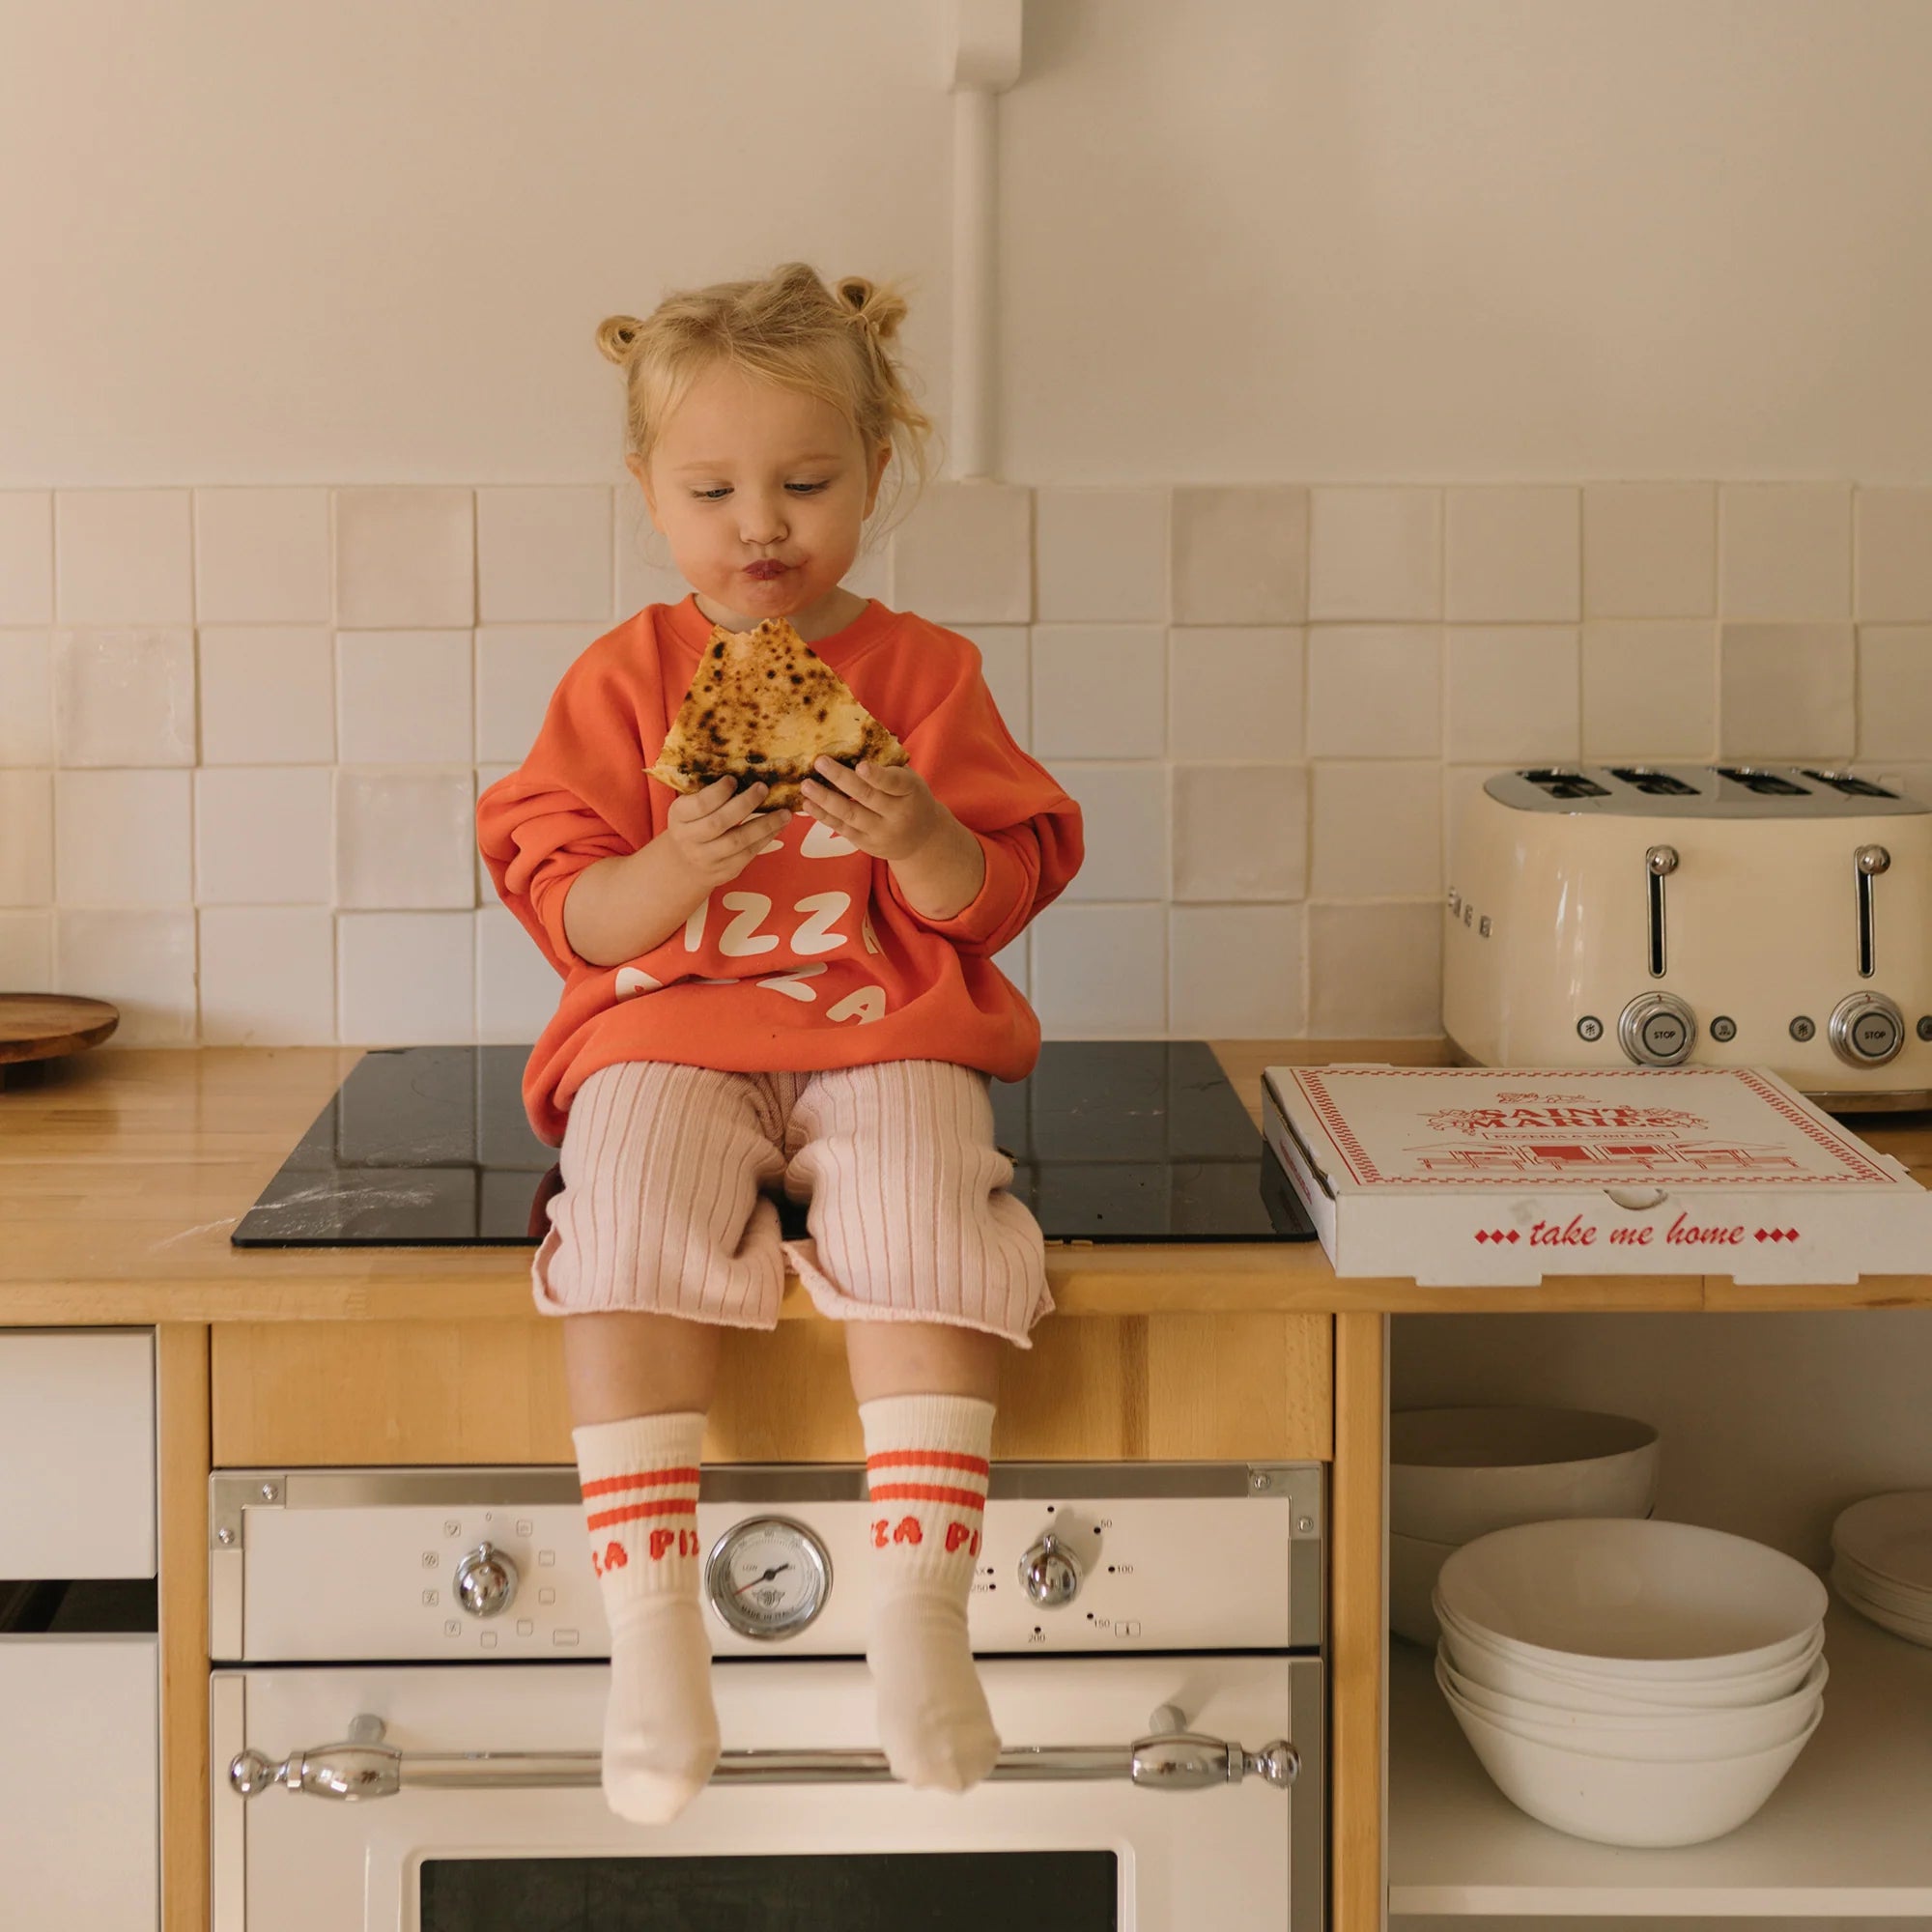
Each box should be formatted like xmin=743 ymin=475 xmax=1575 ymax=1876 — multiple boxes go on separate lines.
xmin=580 ymin=1466 xmax=702 ymax=1498
xmin=867 ymin=1482 xmax=987 ymax=1511
xmin=584 ymin=1498 xmax=699 ymax=1531
xmin=865 ymin=1449 xmax=991 ymax=1477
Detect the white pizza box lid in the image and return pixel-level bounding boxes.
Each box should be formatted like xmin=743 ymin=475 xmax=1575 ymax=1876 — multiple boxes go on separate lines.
xmin=1260 ymin=1063 xmax=1931 ymax=1286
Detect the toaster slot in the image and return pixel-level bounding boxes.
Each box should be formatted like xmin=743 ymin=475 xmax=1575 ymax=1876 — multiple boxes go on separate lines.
xmin=1520 ymin=767 xmax=1611 ymax=800
xmin=1711 ymin=765 xmax=1810 ymax=797
xmin=1607 ymin=767 xmax=1702 ymax=798
xmin=1804 ymin=768 xmax=1899 ymax=801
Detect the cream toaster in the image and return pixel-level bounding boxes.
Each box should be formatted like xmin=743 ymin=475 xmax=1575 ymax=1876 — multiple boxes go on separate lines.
xmin=1443 ymin=765 xmax=1932 ymax=1109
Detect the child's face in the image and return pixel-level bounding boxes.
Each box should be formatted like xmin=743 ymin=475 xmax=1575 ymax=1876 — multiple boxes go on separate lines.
xmin=633 ymin=361 xmax=890 ymax=625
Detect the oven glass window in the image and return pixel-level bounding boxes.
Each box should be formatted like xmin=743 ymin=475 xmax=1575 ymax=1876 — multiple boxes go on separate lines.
xmin=419 ymin=1851 xmax=1117 ymax=1929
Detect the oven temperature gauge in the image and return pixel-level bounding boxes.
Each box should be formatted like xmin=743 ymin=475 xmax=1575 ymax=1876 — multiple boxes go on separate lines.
xmin=704 ymin=1516 xmax=833 ymax=1640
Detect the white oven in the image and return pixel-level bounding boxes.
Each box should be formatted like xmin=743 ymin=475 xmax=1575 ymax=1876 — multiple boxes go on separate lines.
xmin=209 ymin=1463 xmax=1324 ymax=1930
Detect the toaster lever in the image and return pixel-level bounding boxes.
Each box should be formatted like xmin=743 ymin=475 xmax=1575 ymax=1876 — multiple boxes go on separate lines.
xmin=1854 ymin=844 xmax=1889 ymax=979
xmin=1645 ymin=844 xmax=1678 ymax=979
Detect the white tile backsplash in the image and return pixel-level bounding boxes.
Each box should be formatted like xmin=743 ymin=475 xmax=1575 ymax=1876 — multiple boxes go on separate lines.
xmin=198 ymin=627 xmax=336 ymax=765
xmin=335 ymin=768 xmax=477 ymax=910
xmin=337 ymin=631 xmax=474 ymax=765
xmin=193 ymin=488 xmax=332 ymax=623
xmin=1034 ymin=487 xmax=1168 ymax=622
xmin=197 ymin=907 xmax=336 ymax=1043
xmin=1719 ymin=485 xmax=1852 ymax=621
xmin=0 ymin=632 xmax=53 ymax=764
xmin=333 ymin=488 xmax=476 ymax=629
xmin=194 ymin=767 xmax=333 ymax=905
xmin=53 ymin=629 xmax=196 ymax=767
xmin=54 ymin=490 xmax=194 ymax=626
xmin=477 ymin=486 xmax=615 ymax=623
xmin=1031 ymin=626 xmax=1166 ymax=759
xmin=0 ymin=493 xmax=53 ymax=626
xmin=54 ymin=768 xmax=191 ymax=906
xmin=4 ymin=473 xmax=1888 ymax=1042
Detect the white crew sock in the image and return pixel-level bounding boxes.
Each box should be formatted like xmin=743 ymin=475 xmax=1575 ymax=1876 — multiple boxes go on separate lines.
xmin=573 ymin=1411 xmax=718 ymax=1824
xmin=859 ymin=1392 xmax=1001 ymax=1791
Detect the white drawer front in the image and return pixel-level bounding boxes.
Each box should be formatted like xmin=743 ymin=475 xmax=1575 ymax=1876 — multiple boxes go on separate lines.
xmin=0 ymin=1634 xmax=158 ymax=1928
xmin=0 ymin=1329 xmax=156 ymax=1577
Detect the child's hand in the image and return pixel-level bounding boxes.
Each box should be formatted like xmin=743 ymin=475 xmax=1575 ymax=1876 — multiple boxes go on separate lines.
xmin=665 ymin=777 xmax=790 ymax=886
xmin=799 ymin=757 xmax=950 ymax=863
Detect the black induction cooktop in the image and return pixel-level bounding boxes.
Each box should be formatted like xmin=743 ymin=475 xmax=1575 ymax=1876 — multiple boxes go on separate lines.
xmin=231 ymin=1041 xmax=1316 ymax=1248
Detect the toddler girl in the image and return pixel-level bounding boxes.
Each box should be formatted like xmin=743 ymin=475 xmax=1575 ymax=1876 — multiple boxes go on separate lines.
xmin=478 ymin=262 xmax=1084 ymax=1825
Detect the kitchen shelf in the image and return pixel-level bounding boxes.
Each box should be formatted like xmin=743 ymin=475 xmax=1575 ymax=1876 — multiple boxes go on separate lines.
xmin=1389 ymin=1602 xmax=1932 ymax=1918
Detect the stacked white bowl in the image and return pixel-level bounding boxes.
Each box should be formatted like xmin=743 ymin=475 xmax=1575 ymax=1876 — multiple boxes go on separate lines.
xmin=1389 ymin=1406 xmax=1661 ymax=1646
xmin=1434 ymin=1518 xmax=1830 ymax=1847
xmin=1830 ymin=1490 xmax=1932 ymax=1646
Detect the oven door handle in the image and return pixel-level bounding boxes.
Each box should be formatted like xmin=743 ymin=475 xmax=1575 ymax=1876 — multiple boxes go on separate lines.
xmin=229 ymin=1721 xmax=1298 ymax=1799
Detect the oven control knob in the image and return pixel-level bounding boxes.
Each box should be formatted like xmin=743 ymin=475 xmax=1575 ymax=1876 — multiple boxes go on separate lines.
xmin=1018 ymin=1530 xmax=1082 ymax=1608
xmin=454 ymin=1542 xmax=520 ymax=1619
xmin=1617 ymin=992 xmax=1695 ymax=1066
xmin=1829 ymin=991 xmax=1905 ymax=1066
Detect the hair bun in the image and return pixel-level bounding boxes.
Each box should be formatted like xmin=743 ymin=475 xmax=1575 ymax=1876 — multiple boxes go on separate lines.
xmin=594 ymin=314 xmax=646 ymax=365
xmin=837 ymin=275 xmax=907 ymax=345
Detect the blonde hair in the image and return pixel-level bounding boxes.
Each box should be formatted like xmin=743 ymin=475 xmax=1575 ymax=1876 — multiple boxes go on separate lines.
xmin=597 ymin=262 xmax=937 ymax=544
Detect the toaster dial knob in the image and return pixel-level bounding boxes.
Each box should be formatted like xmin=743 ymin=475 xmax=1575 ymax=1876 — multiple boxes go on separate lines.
xmin=1618 ymin=992 xmax=1696 ymax=1066
xmin=1829 ymin=992 xmax=1906 ymax=1066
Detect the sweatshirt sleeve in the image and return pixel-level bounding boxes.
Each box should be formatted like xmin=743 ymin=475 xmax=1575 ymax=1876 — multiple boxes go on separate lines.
xmin=476 ymin=648 xmax=650 ymax=975
xmin=883 ymin=647 xmax=1084 ymax=957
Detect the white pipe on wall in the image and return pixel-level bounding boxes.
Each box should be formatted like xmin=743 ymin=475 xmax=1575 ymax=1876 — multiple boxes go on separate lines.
xmin=942 ymin=0 xmax=1022 ymax=482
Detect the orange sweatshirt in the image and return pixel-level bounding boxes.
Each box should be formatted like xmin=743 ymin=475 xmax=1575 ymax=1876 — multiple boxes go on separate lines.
xmin=478 ymin=594 xmax=1085 ymax=1146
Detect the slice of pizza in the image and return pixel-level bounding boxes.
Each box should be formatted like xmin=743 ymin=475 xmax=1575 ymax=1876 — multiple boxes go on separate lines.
xmin=647 ymin=615 xmax=908 ymax=811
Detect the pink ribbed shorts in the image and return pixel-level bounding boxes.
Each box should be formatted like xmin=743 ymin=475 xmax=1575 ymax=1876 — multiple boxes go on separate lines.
xmin=531 ymin=1059 xmax=1052 ymax=1346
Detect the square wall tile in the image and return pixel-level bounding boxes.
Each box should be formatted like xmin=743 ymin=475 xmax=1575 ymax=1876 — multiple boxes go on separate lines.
xmin=197 ymin=907 xmax=335 ymax=1044
xmin=0 ymin=771 xmax=52 ymax=904
xmin=1583 ymin=484 xmax=1716 ymax=619
xmin=1310 ymin=761 xmax=1441 ymax=899
xmin=890 ymin=482 xmax=1031 ymax=622
xmin=958 ymin=627 xmax=1029 ymax=746
xmin=337 ymin=911 xmax=476 ymax=1044
xmin=1444 ymin=487 xmax=1580 ymax=622
xmin=0 ymin=633 xmax=53 ymax=763
xmin=1168 ymin=627 xmax=1304 ymax=762
xmin=1442 ymin=765 xmax=1499 ymax=879
xmin=198 ymin=627 xmax=335 ymax=765
xmin=1169 ymin=905 xmax=1305 ymax=1037
xmin=1170 ymin=486 xmax=1308 ymax=624
xmin=337 ymin=631 xmax=473 ymax=764
xmin=333 ymin=488 xmax=475 ymax=628
xmin=0 ymin=910 xmax=53 ymax=991
xmin=1718 ymin=623 xmax=1855 ymax=760
xmin=194 ymin=768 xmax=333 ymax=904
xmin=474 ymin=763 xmax=514 ymax=904
xmin=1856 ymin=627 xmax=1932 ymax=762
xmin=1719 ymin=485 xmax=1851 ymax=620
xmin=1034 ymin=487 xmax=1167 ymax=622
xmin=614 ymin=499 xmax=690 ymax=615
xmin=477 ymin=903 xmax=561 ymax=1044
xmin=1581 ymin=621 xmax=1718 ymax=760
xmin=54 ymin=490 xmax=193 ymax=626
xmin=1058 ymin=764 xmax=1169 ymax=901
xmin=54 ymin=769 xmax=191 ymax=906
xmin=1306 ymin=626 xmax=1441 ymax=759
xmin=1172 ymin=764 xmax=1306 ymax=901
xmin=336 ymin=769 xmax=477 ymax=910
xmin=56 ymin=909 xmax=196 ymax=1044
xmin=1308 ymin=487 xmax=1441 ymax=621
xmin=53 ymin=629 xmax=196 ymax=766
xmin=193 ymin=488 xmax=331 ymax=622
xmin=475 ymin=626 xmax=585 ymax=764
xmin=1031 ymin=903 xmax=1166 ymax=1035
xmin=1856 ymin=489 xmax=1932 ymax=622
xmin=0 ymin=493 xmax=52 ymax=625
xmin=1032 ymin=627 xmax=1166 ymax=759
xmin=1306 ymin=900 xmax=1442 ymax=1037
xmin=1444 ymin=627 xmax=1580 ymax=763
xmin=477 ymin=486 xmax=614 ymax=623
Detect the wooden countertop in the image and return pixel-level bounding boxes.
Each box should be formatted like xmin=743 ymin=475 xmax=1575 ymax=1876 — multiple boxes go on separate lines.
xmin=3 ymin=1043 xmax=1929 ymax=1324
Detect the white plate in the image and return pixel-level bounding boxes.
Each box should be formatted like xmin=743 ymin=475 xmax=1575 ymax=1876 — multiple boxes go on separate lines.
xmin=1831 ymin=1552 xmax=1932 ymax=1620
xmin=1831 ymin=1491 xmax=1932 ymax=1593
xmin=1833 ymin=1571 xmax=1932 ymax=1648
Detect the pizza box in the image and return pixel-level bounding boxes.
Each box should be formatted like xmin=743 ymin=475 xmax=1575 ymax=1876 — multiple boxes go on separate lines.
xmin=1261 ymin=1064 xmax=1932 ymax=1286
